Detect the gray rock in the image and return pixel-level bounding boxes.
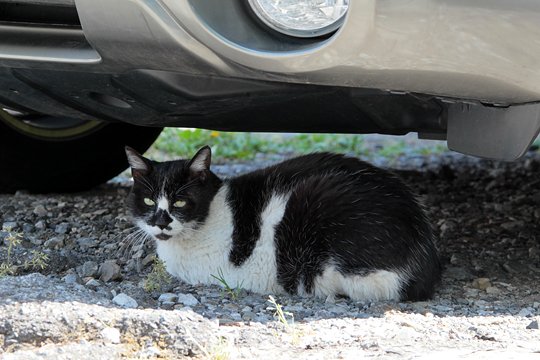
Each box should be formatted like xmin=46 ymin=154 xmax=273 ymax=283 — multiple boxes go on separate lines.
xmin=99 ymin=260 xmax=122 ymax=282
xmin=160 ymin=302 xmax=176 ymax=310
xmin=500 ymin=220 xmax=524 ymax=231
xmin=33 ymin=205 xmax=48 ymax=217
xmin=486 ymin=286 xmax=501 ymax=295
xmin=55 ymin=222 xmax=70 ymax=234
xmin=177 ymin=293 xmax=199 ymax=307
xmin=35 ymin=220 xmax=47 ymax=230
xmin=80 ymin=261 xmax=99 ymax=278
xmin=526 ymin=320 xmax=539 ymax=330
xmin=85 ymin=278 xmax=101 ymax=289
xmin=44 ymin=236 xmax=65 ymax=249
xmin=0 ymin=273 xmax=111 ymax=305
xmin=62 ymin=273 xmax=82 ymax=285
xmin=77 ymin=237 xmax=99 ymax=248
xmin=2 ymin=221 xmax=18 ymax=231
xmin=471 ymin=278 xmax=491 ymax=290
xmin=518 ymin=308 xmax=534 ymax=317
xmin=158 ymin=293 xmax=178 ymax=303
xmin=22 ymin=223 xmax=34 ymax=233
xmin=112 ymin=293 xmax=138 ymax=308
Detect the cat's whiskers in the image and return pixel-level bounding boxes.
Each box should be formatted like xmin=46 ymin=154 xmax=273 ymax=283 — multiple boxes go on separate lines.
xmin=111 ymin=225 xmax=138 ymax=257
xmin=117 ymin=228 xmax=151 ymax=260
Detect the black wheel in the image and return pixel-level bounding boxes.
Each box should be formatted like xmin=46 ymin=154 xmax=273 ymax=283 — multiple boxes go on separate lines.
xmin=0 ymin=109 xmax=162 ymax=193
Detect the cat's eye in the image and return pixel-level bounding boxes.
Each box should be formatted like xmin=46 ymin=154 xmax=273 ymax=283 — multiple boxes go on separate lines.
xmin=173 ymin=200 xmax=187 ymax=208
xmin=143 ymin=198 xmax=155 ymax=206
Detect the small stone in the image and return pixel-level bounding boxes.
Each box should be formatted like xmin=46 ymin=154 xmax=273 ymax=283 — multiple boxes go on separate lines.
xmin=141 ymin=253 xmax=156 ymax=267
xmin=99 ymin=261 xmax=122 ymax=282
xmin=242 ymin=311 xmax=256 ymax=321
xmin=177 ymin=293 xmax=199 ymax=307
xmin=27 ymin=236 xmax=43 ymax=246
xmin=139 ymin=346 xmax=160 ymax=358
xmin=158 ymin=293 xmax=178 ymax=303
xmin=230 ymin=312 xmax=242 ymax=321
xmin=33 ymin=205 xmax=48 ymax=217
xmin=471 ymin=278 xmax=491 ymax=290
xmin=526 ymin=320 xmax=539 ymax=330
xmin=464 ymin=288 xmax=479 ymax=298
xmin=445 ymin=266 xmax=471 ymax=280
xmin=54 ymin=223 xmax=70 ymax=234
xmin=518 ymin=308 xmax=534 ymax=317
xmin=502 ymin=263 xmax=517 ymax=274
xmin=2 ymin=221 xmax=18 ymax=231
xmin=529 ymin=247 xmax=540 ymax=259
xmin=35 ymin=220 xmax=47 ymax=230
xmin=22 ymin=223 xmax=34 ymax=233
xmin=485 ymin=286 xmax=501 ymax=295
xmin=101 ymin=327 xmax=121 ymax=344
xmin=160 ymin=302 xmax=175 ymax=310
xmin=44 ymin=236 xmax=64 ymax=249
xmin=80 ymin=261 xmax=99 ymax=278
xmin=85 ymin=278 xmax=101 ymax=289
xmin=63 ymin=273 xmax=82 ymax=284
xmin=500 ymin=221 xmax=524 ymax=231
xmin=113 ymin=293 xmax=138 ymax=308
xmin=77 ymin=237 xmax=98 ymax=248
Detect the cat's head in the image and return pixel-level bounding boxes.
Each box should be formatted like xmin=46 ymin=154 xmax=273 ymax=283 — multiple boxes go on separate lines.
xmin=124 ymin=145 xmax=222 ymax=242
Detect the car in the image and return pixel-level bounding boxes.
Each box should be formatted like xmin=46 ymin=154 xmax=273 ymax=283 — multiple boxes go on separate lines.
xmin=1 ymin=0 xmax=539 ymax=193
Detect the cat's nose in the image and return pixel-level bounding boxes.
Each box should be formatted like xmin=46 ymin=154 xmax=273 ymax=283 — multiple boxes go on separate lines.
xmin=154 ymin=210 xmax=172 ymax=230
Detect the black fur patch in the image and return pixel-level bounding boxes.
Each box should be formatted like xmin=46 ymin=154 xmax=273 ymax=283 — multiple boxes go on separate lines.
xmin=225 ymin=153 xmax=441 ymax=301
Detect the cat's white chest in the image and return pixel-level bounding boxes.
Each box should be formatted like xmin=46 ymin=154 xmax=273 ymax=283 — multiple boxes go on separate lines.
xmin=156 ymin=186 xmax=288 ymax=295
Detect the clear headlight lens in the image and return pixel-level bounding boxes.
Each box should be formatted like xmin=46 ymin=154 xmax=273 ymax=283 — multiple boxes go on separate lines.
xmin=248 ymin=0 xmax=349 ymax=38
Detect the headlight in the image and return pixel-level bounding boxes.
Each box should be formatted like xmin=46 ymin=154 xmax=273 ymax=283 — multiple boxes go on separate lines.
xmin=247 ymin=0 xmax=349 ymax=38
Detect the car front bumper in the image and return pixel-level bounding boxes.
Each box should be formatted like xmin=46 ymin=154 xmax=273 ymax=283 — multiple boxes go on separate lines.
xmin=1 ymin=0 xmax=540 ymax=160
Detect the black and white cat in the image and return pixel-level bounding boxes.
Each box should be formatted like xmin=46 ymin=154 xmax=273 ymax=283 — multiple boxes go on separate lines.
xmin=125 ymin=146 xmax=441 ymax=302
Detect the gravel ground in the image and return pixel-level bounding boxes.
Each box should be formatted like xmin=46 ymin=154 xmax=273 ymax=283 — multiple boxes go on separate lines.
xmin=0 ymin=143 xmax=539 ymax=359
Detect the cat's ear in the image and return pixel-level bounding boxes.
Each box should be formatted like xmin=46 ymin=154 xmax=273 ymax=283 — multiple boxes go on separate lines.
xmin=188 ymin=145 xmax=211 ymax=179
xmin=125 ymin=146 xmax=152 ymax=178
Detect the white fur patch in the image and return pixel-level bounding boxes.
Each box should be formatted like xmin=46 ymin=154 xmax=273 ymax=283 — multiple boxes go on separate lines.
xmin=155 ymin=186 xmax=290 ymax=295
xmin=157 ymin=197 xmax=169 ymax=211
xmin=190 ymin=148 xmax=210 ymax=172
xmin=126 ymin=151 xmax=148 ymax=171
xmin=309 ymin=265 xmax=404 ymax=301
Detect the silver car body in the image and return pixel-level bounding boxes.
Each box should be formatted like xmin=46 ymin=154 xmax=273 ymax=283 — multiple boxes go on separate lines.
xmin=1 ymin=0 xmax=540 ymax=160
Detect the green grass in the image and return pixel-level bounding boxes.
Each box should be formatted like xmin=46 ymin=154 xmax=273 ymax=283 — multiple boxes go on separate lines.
xmin=151 ymin=128 xmax=451 ymax=163
xmin=210 ymin=268 xmax=244 ymax=300
xmin=152 ymin=128 xmax=370 ymax=162
xmin=267 ymin=295 xmax=294 ymax=328
xmin=144 ymin=257 xmax=172 ymax=293
xmin=0 ymin=227 xmax=22 ymax=277
xmin=1 ymin=227 xmax=50 ymax=277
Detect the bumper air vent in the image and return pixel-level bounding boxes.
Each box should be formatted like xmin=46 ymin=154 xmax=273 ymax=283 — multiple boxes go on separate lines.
xmin=0 ymin=0 xmax=80 ymax=28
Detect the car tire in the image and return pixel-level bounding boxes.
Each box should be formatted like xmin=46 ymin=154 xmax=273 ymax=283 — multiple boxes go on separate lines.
xmin=0 ymin=113 xmax=162 ymax=193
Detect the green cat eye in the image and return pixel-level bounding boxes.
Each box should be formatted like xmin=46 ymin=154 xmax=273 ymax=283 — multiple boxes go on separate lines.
xmin=143 ymin=198 xmax=155 ymax=206
xmin=173 ymin=200 xmax=186 ymax=208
